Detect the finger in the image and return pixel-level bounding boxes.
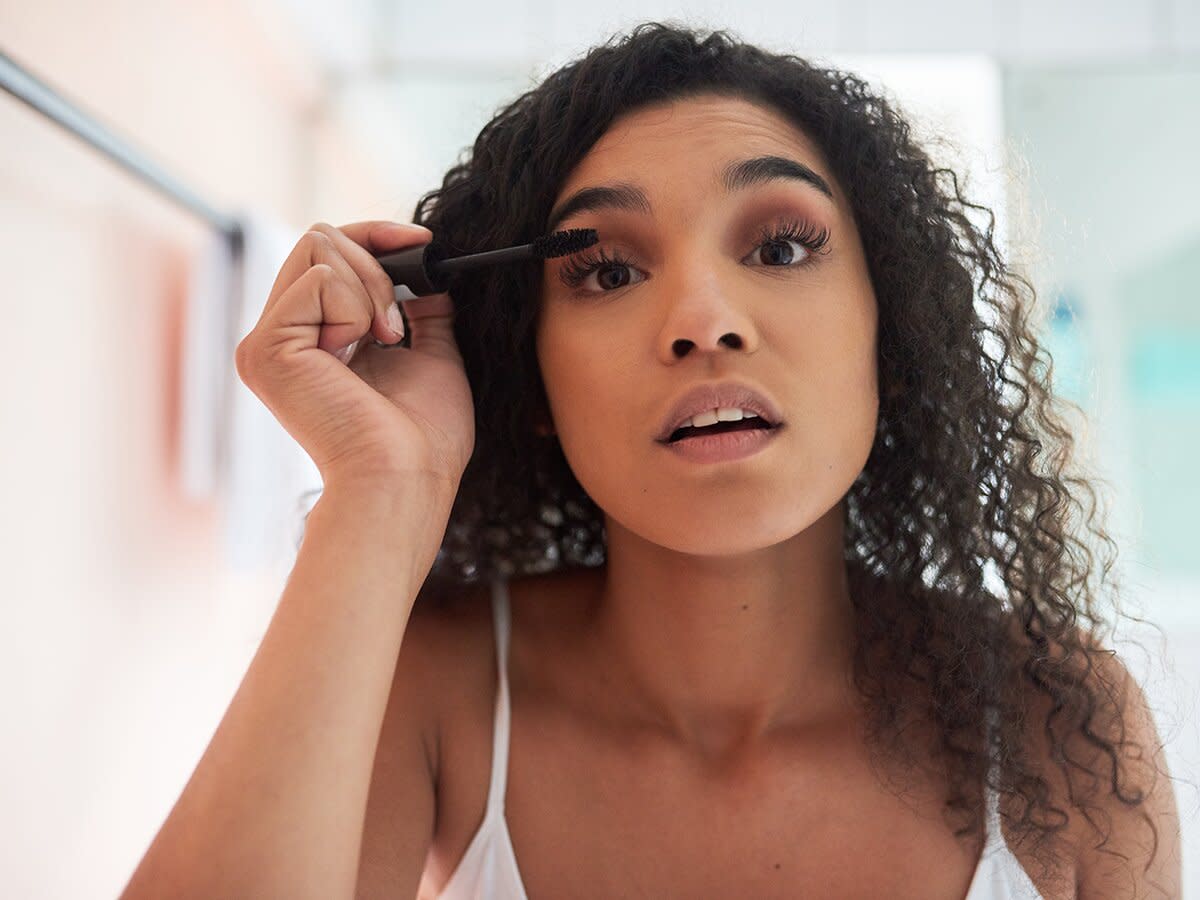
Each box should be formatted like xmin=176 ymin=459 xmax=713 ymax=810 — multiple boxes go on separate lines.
xmin=337 ymin=219 xmax=432 ymax=255
xmin=312 ymin=223 xmax=422 ymax=346
xmin=258 ymin=262 xmax=370 ymax=356
xmin=259 ymin=226 xmax=374 ymax=332
xmin=398 ymin=290 xmax=455 ymax=322
xmin=259 ymin=221 xmax=430 ymax=323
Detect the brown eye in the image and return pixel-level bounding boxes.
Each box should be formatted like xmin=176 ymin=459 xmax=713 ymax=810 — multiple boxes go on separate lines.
xmin=558 ymin=248 xmax=645 ymax=295
xmin=596 ymin=264 xmax=634 ymax=289
xmin=755 ymin=240 xmax=799 ymax=266
xmin=744 ymin=218 xmax=831 ymax=269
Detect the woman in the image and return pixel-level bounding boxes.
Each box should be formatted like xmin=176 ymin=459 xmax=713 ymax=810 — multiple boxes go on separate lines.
xmin=121 ymin=22 xmax=1181 ymax=900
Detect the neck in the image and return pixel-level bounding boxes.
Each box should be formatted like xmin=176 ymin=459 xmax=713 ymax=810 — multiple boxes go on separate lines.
xmin=580 ymin=500 xmax=861 ymax=764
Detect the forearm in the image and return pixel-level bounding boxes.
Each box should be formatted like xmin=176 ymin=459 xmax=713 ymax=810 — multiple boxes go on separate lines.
xmin=119 ymin=481 xmax=455 ymax=899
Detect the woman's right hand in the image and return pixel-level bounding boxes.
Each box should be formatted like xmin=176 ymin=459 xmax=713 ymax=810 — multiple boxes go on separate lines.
xmin=235 ymin=221 xmax=475 ymax=494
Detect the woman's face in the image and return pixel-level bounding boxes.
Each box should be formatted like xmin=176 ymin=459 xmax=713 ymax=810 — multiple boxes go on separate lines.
xmin=536 ymin=94 xmax=879 ymax=556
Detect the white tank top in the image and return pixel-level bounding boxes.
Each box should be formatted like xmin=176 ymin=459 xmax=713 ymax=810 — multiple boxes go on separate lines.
xmin=434 ymin=576 xmax=1046 ymax=899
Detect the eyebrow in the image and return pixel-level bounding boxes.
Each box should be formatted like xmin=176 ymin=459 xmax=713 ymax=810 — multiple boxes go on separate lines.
xmin=545 ymin=154 xmax=835 ymax=233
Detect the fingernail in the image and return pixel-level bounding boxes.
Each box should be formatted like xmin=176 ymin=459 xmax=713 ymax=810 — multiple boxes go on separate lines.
xmin=335 ymin=340 xmax=358 ymax=365
xmin=386 ymin=304 xmax=406 ymax=339
xmin=383 ymin=222 xmax=430 ymax=234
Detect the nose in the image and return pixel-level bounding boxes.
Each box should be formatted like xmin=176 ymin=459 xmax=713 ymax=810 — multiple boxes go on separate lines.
xmin=655 ymin=260 xmax=759 ymax=362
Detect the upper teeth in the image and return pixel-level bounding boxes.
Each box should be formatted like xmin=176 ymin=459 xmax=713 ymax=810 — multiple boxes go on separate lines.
xmin=681 ymin=407 xmax=762 ymax=429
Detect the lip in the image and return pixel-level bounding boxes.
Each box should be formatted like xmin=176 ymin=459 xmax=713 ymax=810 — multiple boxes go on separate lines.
xmin=654 ymin=380 xmax=784 ymax=443
xmin=660 ymin=422 xmax=782 ymax=463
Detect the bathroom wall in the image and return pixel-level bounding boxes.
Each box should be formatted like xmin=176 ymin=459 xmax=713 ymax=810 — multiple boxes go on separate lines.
xmin=0 ymin=1 xmax=399 ymax=895
xmin=1004 ymin=63 xmax=1200 ymax=892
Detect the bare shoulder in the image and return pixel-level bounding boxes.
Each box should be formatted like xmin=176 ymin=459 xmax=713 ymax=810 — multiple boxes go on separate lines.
xmin=407 ymin=566 xmax=599 ymax=766
xmin=1070 ymin=640 xmax=1181 ymax=899
xmin=1001 ymin=614 xmax=1182 ymax=899
xmin=405 ymin=569 xmax=594 ymax=896
xmin=356 ymin=578 xmax=502 ymax=898
xmin=402 ymin=579 xmax=501 ymax=770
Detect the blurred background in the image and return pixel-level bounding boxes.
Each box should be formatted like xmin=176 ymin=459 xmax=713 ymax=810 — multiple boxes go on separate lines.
xmin=1 ymin=1 xmax=1197 ymax=896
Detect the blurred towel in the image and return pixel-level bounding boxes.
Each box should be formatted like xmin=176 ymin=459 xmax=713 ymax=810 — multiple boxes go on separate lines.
xmin=180 ymin=209 xmax=322 ymax=571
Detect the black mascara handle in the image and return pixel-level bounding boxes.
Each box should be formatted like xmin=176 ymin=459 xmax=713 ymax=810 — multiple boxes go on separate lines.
xmin=374 ymin=241 xmax=452 ymax=296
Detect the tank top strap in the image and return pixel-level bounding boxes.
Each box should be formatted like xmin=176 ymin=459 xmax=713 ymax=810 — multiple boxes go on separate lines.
xmin=486 ymin=575 xmax=513 ymax=814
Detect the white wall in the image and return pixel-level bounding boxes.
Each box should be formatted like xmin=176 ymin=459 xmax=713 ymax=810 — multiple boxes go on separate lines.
xmin=310 ymin=0 xmax=1200 ymax=207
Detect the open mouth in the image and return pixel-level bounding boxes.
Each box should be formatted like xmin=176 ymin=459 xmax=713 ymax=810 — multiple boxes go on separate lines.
xmin=667 ymin=418 xmax=776 ymax=443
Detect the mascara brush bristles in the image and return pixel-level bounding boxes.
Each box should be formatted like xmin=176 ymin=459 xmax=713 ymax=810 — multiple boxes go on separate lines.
xmin=432 ymin=228 xmax=597 ymax=276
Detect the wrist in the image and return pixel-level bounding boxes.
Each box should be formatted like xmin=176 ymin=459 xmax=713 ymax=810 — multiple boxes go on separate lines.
xmin=302 ymin=478 xmax=459 ymax=593
xmin=320 ymin=468 xmax=460 ymax=510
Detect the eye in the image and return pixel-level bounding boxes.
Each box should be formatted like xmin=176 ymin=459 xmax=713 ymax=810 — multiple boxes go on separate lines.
xmin=557 ymin=247 xmax=645 ymax=294
xmin=744 ymin=217 xmax=831 ymax=268
xmin=555 ymin=216 xmax=831 ymax=296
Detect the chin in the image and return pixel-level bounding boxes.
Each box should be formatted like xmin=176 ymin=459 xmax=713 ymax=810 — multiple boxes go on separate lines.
xmin=608 ymin=488 xmax=836 ymax=557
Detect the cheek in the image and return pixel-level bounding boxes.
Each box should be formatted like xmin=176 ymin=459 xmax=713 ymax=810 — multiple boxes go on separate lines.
xmin=790 ymin=292 xmax=879 ymax=453
xmin=536 ymin=313 xmax=634 ymax=436
xmin=835 ymin=295 xmax=878 ymax=400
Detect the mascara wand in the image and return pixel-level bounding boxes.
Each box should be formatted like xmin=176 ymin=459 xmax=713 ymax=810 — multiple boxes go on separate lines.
xmin=373 ymin=228 xmax=598 ymax=297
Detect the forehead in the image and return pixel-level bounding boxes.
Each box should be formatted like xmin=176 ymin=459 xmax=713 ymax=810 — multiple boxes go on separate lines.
xmin=556 ymin=95 xmax=833 ymax=195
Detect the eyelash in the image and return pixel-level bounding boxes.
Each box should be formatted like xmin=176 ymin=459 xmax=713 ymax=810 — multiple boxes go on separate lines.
xmin=556 ymin=217 xmax=832 ymax=293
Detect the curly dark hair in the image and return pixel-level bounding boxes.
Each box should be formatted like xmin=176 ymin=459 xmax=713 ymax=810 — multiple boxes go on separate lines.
xmin=304 ymin=20 xmax=1173 ymax=890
